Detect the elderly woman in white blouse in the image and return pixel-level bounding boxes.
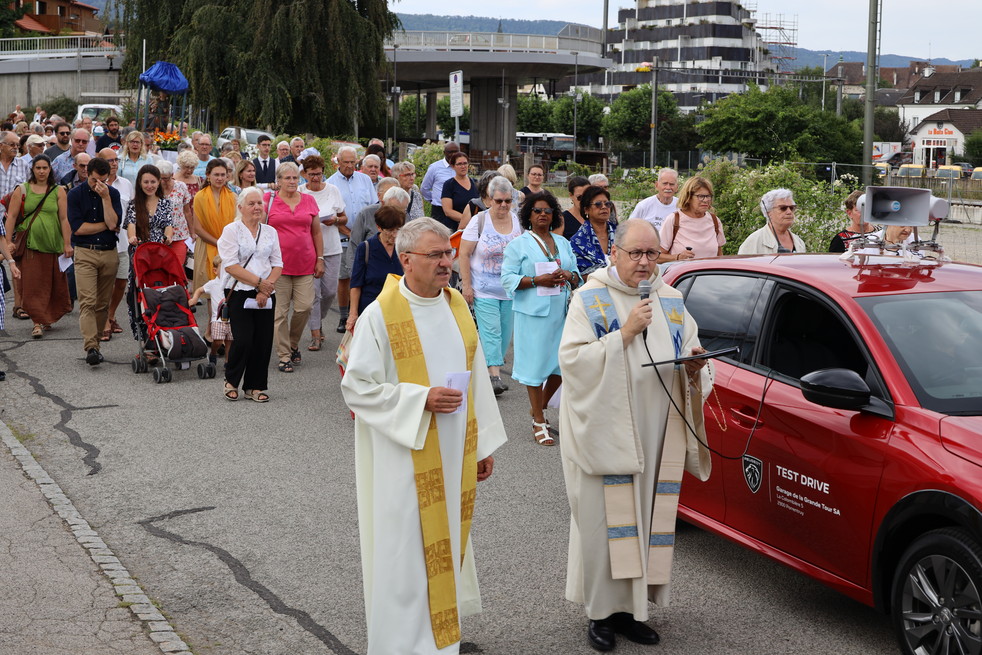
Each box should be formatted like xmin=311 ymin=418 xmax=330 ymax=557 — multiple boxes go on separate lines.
xmin=216 ymin=186 xmax=283 ymax=402
xmin=738 ymin=188 xmax=807 ymax=255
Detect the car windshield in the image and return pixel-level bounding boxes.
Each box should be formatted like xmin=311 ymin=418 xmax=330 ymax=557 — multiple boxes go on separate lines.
xmin=858 ymin=291 xmax=982 ymax=415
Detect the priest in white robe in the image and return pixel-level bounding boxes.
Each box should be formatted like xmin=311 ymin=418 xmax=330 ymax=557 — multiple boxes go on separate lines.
xmin=341 ymin=217 xmax=507 ymax=655
xmin=558 ymin=219 xmax=713 ymax=651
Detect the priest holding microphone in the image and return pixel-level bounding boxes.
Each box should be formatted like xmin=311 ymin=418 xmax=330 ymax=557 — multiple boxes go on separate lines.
xmin=558 ymin=218 xmax=714 ymax=652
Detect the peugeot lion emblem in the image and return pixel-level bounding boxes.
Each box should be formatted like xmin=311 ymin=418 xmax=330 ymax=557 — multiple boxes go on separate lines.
xmin=743 ymin=455 xmax=763 ymax=494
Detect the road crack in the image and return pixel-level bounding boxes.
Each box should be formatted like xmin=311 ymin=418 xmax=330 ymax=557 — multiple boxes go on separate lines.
xmin=139 ymin=507 xmax=358 ymax=655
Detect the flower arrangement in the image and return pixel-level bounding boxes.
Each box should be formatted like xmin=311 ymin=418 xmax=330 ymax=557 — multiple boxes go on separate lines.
xmin=153 ymin=129 xmax=182 ymax=150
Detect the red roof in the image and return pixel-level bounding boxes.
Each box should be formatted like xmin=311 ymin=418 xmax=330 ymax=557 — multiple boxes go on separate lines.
xmin=14 ymin=15 xmax=53 ymax=33
xmin=72 ymin=0 xmax=99 ymax=11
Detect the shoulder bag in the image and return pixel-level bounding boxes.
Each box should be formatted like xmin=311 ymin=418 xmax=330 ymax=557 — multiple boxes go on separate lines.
xmin=12 ymin=184 xmax=57 ymax=260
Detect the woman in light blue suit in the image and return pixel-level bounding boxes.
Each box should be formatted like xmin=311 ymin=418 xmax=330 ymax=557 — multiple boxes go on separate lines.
xmin=502 ymin=191 xmax=581 ymax=446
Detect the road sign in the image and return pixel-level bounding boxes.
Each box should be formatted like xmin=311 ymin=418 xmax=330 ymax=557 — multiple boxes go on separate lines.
xmin=450 ymin=70 xmax=464 ymax=118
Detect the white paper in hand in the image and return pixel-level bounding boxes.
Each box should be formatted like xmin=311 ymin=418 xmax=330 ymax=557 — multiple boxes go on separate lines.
xmin=534 ymin=261 xmax=560 ymax=296
xmin=444 ymin=371 xmax=471 ymax=415
xmin=242 ymin=297 xmax=272 ymax=310
xmin=58 ymin=255 xmax=73 ymax=272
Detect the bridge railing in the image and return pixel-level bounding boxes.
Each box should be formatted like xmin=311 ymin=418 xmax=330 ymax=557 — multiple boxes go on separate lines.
xmin=388 ymin=31 xmax=602 ymax=56
xmin=0 ymin=34 xmax=122 ymax=60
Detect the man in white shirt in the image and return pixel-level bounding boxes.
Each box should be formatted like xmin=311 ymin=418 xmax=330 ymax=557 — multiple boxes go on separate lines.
xmin=97 ymin=148 xmax=134 ymax=340
xmin=327 ymin=145 xmax=377 ymax=333
xmin=628 ymin=168 xmax=679 ymax=231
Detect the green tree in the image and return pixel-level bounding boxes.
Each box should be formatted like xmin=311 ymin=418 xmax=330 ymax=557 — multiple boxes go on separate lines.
xmin=602 ymin=84 xmax=700 ymax=154
xmin=701 ymin=158 xmax=859 ymax=254
xmin=0 ymin=3 xmax=29 ymax=39
xmin=550 ymin=93 xmax=605 ymax=146
xmin=964 ymin=130 xmax=982 ymax=167
xmin=698 ymin=84 xmax=863 ymax=164
xmin=436 ymin=95 xmax=469 ymax=134
xmin=120 ymin=0 xmax=397 ymax=135
xmin=516 ymin=93 xmax=551 ymax=133
xmin=793 ymin=66 xmax=836 ymax=110
xmin=872 ymin=107 xmax=909 ymax=146
xmin=397 ymin=96 xmax=426 ymax=139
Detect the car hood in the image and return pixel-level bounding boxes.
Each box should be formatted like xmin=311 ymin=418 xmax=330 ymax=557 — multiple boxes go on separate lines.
xmin=940 ymin=416 xmax=982 ymax=467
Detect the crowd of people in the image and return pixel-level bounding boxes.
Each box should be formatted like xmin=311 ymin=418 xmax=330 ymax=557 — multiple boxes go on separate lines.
xmin=2 ymin=105 xmax=926 ymax=652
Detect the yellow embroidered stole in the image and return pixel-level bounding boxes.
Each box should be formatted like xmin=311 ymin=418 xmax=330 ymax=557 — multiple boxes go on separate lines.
xmin=377 ymin=274 xmax=478 ymax=649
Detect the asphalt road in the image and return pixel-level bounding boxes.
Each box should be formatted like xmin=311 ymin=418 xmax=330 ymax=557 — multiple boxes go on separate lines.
xmin=0 ymin=301 xmax=901 ymax=655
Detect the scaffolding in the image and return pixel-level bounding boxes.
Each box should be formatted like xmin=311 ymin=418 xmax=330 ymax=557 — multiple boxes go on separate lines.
xmin=754 ymin=12 xmax=798 ymax=74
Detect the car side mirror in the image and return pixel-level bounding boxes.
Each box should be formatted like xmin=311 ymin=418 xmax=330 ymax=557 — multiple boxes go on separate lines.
xmin=800 ymin=368 xmax=872 ymax=411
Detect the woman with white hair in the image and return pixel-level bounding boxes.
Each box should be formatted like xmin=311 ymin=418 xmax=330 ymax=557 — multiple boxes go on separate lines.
xmin=158 ymin=160 xmax=193 ymax=270
xmin=391 ymin=161 xmax=424 ymax=221
xmin=217 ymin=186 xmax=283 ymax=402
xmin=458 ymin=175 xmax=522 ymax=395
xmin=738 ymin=188 xmax=807 ymax=255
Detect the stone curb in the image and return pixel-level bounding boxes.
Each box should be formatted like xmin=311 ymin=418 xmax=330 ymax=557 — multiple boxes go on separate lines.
xmin=0 ymin=423 xmax=194 ymax=655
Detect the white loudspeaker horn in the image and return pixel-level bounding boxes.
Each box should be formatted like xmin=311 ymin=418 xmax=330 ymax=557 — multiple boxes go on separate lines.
xmin=858 ymin=186 xmax=932 ymax=227
xmin=929 ymin=196 xmax=950 ymax=221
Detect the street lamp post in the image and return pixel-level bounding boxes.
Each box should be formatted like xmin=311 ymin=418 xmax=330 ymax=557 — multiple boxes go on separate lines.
xmin=391 ymin=44 xmax=399 ymax=150
xmin=571 ymin=51 xmax=579 ymax=164
xmin=822 ymin=52 xmax=829 ymax=111
xmin=650 ymin=57 xmax=658 ymax=169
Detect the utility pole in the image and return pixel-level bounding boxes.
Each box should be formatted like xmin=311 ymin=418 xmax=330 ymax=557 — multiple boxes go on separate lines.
xmin=650 ymin=57 xmax=658 ymax=169
xmin=862 ymin=0 xmax=878 ymax=186
xmin=821 ymin=52 xmax=829 ymax=111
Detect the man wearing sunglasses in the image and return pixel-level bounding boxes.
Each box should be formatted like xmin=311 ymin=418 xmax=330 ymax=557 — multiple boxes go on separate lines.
xmin=341 ymin=217 xmax=505 ymax=655
xmin=44 ymin=122 xmax=72 ymax=160
xmin=51 ymin=129 xmax=91 ymax=182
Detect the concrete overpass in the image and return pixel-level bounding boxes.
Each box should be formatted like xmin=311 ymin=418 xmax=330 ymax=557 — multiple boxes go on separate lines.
xmin=385 ymin=26 xmax=611 ymax=159
xmin=0 ymin=35 xmax=123 ymax=108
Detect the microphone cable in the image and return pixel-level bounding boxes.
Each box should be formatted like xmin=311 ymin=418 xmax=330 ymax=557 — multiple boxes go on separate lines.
xmin=640 ymin=333 xmax=774 ymax=462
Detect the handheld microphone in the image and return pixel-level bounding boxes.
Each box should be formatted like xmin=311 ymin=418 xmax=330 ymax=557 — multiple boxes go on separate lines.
xmin=638 ymin=280 xmax=652 ymax=340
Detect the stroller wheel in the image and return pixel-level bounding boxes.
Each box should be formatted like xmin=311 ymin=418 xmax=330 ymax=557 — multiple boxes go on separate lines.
xmin=197 ymin=363 xmax=207 ymax=379
xmin=152 ymin=368 xmax=161 ymax=383
xmin=161 ymin=368 xmax=172 ymax=383
xmin=206 ymin=363 xmax=217 ymax=379
xmin=131 ymin=358 xmax=139 ymax=374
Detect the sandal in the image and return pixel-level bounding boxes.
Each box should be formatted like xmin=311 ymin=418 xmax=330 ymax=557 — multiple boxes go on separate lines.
xmin=307 ymin=333 xmax=323 ymax=351
xmin=290 ymin=348 xmax=302 ymax=365
xmin=223 ymin=382 xmax=239 ymax=401
xmin=99 ymin=330 xmax=112 ymax=342
xmin=278 ymin=360 xmax=294 ymax=373
xmin=42 ymin=324 xmax=52 ymax=331
xmin=110 ymin=319 xmax=123 ymax=334
xmin=31 ymin=324 xmax=43 ymax=339
xmin=13 ymin=307 xmax=29 ymax=320
xmin=244 ymin=389 xmax=270 ymax=403
xmin=533 ymin=421 xmax=554 ymax=446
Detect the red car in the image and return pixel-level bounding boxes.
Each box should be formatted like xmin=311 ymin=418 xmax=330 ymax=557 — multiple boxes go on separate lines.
xmin=663 ymin=254 xmax=982 ymax=655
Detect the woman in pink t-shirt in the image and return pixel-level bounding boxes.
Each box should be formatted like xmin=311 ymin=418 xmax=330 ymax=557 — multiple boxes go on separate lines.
xmin=658 ymin=176 xmax=725 ymax=260
xmin=264 ymin=162 xmax=324 ymax=373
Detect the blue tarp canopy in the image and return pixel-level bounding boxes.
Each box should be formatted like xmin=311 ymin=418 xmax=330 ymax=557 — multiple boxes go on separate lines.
xmin=138 ymin=61 xmax=189 ymax=95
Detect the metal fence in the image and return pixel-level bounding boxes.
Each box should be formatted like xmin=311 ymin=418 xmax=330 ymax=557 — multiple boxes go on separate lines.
xmin=389 ymin=31 xmax=602 ymax=55
xmin=0 ymin=34 xmax=121 ymax=60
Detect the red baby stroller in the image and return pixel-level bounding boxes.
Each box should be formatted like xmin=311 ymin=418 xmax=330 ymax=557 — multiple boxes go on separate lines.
xmin=130 ymin=242 xmax=214 ymax=383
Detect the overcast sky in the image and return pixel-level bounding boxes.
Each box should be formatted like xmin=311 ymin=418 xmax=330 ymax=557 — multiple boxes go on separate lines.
xmin=392 ymin=0 xmax=978 ymax=62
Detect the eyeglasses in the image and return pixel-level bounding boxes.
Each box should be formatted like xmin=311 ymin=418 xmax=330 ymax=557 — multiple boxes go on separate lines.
xmin=590 ymin=201 xmax=614 ymax=209
xmin=73 ymin=138 xmax=89 ymax=144
xmin=405 ymin=249 xmax=455 ymax=260
xmin=492 ymin=198 xmax=513 ymax=205
xmin=531 ymin=207 xmax=554 ymax=215
xmin=454 ymin=161 xmax=469 ymax=166
xmin=776 ymin=204 xmax=797 ymax=212
xmin=694 ymin=194 xmax=713 ymax=201
xmin=57 ymin=131 xmax=70 ymax=136
xmin=624 ymin=249 xmax=660 ymax=262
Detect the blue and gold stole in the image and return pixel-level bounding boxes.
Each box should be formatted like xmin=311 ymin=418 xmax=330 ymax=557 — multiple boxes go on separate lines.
xmin=585 ymin=285 xmax=688 ymax=584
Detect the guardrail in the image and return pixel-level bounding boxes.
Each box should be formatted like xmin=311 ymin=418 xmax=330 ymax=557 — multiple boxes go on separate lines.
xmin=388 ymin=31 xmax=602 ymax=56
xmin=0 ymin=34 xmax=122 ymax=60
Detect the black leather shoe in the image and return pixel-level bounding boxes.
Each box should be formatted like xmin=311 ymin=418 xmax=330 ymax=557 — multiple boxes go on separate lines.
xmin=609 ymin=612 xmax=660 ymax=645
xmin=587 ymin=619 xmax=616 ymax=652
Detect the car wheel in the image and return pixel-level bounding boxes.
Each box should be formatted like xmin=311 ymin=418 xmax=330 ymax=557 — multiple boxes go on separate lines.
xmin=891 ymin=527 xmax=982 ymax=655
